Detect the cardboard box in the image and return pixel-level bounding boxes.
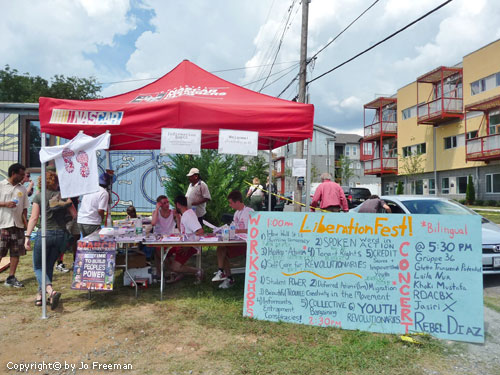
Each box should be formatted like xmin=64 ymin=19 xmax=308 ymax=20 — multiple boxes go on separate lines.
xmin=123 ymin=267 xmax=152 ymax=286
xmin=116 ymin=252 xmax=148 ymax=269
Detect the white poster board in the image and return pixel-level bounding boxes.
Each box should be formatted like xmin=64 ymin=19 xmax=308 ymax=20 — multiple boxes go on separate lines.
xmin=161 ymin=128 xmax=201 ymax=155
xmin=218 ymin=129 xmax=258 ymax=156
xmin=292 ymin=158 xmax=306 ymax=177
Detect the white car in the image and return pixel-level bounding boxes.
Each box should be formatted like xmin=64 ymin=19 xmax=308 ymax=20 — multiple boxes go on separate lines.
xmin=352 ymin=195 xmax=500 ymax=275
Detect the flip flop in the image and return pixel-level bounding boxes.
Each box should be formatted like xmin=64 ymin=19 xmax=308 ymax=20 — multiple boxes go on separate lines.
xmin=35 ymin=298 xmax=42 ymax=307
xmin=48 ymin=291 xmax=61 ymax=310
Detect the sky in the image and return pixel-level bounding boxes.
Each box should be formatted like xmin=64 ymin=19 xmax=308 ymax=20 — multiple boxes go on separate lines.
xmin=2 ymin=0 xmax=500 ymax=135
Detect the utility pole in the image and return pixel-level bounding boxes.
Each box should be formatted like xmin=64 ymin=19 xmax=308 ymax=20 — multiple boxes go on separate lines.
xmin=294 ymin=0 xmax=310 ymax=212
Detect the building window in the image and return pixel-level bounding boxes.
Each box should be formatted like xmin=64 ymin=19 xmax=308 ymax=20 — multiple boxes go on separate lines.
xmin=444 ymin=136 xmax=457 ymax=149
xmin=345 ymin=146 xmax=350 ymax=156
xmin=471 ymin=72 xmax=500 ymax=95
xmin=489 ymin=109 xmax=500 ymax=135
xmin=416 ymin=143 xmax=426 ymax=154
xmin=457 ymin=176 xmax=468 ymax=194
xmin=352 ymin=145 xmax=357 ymax=156
xmin=402 ymin=105 xmax=417 ymax=120
xmin=486 ymin=173 xmax=500 ymax=193
xmin=412 ymin=180 xmax=423 ymax=195
xmin=441 ymin=177 xmax=450 ymax=194
xmin=428 ymin=178 xmax=436 ymax=195
xmin=466 ymin=130 xmax=478 ymax=139
xmin=402 ymin=143 xmax=426 ymax=156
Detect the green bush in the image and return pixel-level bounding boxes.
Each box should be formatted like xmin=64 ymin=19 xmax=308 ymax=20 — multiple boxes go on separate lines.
xmin=475 ymin=199 xmax=484 ymax=206
xmin=487 ymin=200 xmax=498 ymax=207
xmin=466 ymin=175 xmax=475 ymax=204
xmin=458 ymin=199 xmax=467 ymax=205
xmin=396 ymin=181 xmax=404 ymax=195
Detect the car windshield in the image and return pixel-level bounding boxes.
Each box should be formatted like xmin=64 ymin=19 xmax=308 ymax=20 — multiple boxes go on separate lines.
xmin=400 ymin=199 xmax=483 ymax=217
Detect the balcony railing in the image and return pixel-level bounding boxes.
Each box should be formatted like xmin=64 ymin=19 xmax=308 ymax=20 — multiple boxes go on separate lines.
xmin=363 ymin=157 xmax=397 ymax=174
xmin=364 ymin=121 xmax=397 ymax=138
xmin=466 ymin=134 xmax=500 ymax=161
xmin=417 ymin=97 xmax=463 ymax=123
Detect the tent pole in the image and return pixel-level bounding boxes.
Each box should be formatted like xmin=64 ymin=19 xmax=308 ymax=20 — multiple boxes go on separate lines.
xmin=105 ymin=135 xmax=112 ymax=227
xmin=305 ymin=138 xmax=312 ymax=211
xmin=268 ymin=144 xmax=273 ymax=211
xmin=41 ymin=133 xmax=47 ymax=319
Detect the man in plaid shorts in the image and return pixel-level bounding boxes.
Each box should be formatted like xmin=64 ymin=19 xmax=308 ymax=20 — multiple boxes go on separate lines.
xmin=0 ymin=163 xmax=29 ymax=288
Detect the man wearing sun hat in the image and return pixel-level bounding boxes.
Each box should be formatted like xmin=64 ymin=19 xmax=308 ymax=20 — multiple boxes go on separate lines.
xmin=185 ymin=167 xmax=211 ymax=226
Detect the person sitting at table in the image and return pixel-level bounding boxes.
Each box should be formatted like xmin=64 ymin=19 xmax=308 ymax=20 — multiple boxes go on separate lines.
xmin=161 ymin=195 xmax=204 ymax=284
xmin=212 ymin=190 xmax=253 ymax=289
xmin=151 ymin=195 xmax=180 ymax=280
xmin=126 ymin=205 xmax=138 ymax=219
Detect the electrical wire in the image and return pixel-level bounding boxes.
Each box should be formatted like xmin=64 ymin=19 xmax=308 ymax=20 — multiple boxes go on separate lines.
xmin=259 ymin=0 xmax=298 ymax=91
xmin=242 ymin=62 xmax=300 ymax=88
xmin=308 ymin=0 xmax=454 ymax=85
xmin=310 ymin=0 xmax=379 ymax=60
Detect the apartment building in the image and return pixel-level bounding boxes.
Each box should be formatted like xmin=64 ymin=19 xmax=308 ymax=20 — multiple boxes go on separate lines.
xmin=361 ymin=39 xmax=500 ymax=201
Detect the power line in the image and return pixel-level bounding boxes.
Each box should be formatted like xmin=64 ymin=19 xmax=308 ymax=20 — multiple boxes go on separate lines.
xmin=259 ymin=63 xmax=301 ymax=91
xmin=259 ymin=0 xmax=298 ymax=91
xmin=97 ymin=60 xmax=299 ymax=86
xmin=308 ymin=0 xmax=454 ymax=85
xmin=310 ymin=0 xmax=379 ymax=60
xmin=242 ymin=62 xmax=300 ymax=88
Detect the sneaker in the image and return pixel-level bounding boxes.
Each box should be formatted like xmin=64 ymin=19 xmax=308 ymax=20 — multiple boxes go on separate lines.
xmin=211 ymin=270 xmax=227 ymax=282
xmin=56 ymin=263 xmax=70 ymax=273
xmin=219 ymin=278 xmax=234 ymax=289
xmin=194 ymin=269 xmax=204 ymax=285
xmin=4 ymin=276 xmax=24 ymax=288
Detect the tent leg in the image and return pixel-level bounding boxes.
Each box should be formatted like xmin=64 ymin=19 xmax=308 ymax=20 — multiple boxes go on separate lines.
xmin=41 ymin=134 xmax=48 ymax=319
xmin=268 ymin=145 xmax=273 ymax=211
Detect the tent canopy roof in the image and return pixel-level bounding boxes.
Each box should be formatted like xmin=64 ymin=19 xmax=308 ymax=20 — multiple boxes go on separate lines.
xmin=39 ymin=60 xmax=314 ymax=150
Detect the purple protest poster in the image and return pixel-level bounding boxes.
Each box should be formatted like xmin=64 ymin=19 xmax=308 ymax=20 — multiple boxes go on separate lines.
xmin=71 ymin=240 xmax=116 ymax=291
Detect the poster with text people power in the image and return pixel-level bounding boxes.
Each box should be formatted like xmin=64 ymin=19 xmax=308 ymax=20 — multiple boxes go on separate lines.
xmin=243 ymin=212 xmax=484 ymax=343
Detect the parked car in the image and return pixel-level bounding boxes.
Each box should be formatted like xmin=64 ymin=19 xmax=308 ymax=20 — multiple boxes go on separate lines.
xmin=341 ymin=187 xmax=371 ymax=209
xmin=351 ymin=195 xmax=500 ymax=274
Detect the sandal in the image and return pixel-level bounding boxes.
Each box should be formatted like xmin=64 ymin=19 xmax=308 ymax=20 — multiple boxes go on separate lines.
xmin=165 ymin=273 xmax=184 ymax=284
xmin=48 ymin=291 xmax=61 ymax=310
xmin=35 ymin=297 xmax=43 ymax=307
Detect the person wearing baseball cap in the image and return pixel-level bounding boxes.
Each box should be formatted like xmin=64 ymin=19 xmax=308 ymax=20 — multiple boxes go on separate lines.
xmin=185 ymin=167 xmax=211 ymax=226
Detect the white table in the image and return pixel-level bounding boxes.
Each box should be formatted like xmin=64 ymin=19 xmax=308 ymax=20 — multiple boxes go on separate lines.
xmin=143 ymin=238 xmax=246 ymax=300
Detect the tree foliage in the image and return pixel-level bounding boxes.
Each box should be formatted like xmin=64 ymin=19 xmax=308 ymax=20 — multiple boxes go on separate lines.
xmin=337 ymin=155 xmax=355 ymax=185
xmin=0 ymin=65 xmax=101 ymax=102
xmin=396 ymin=181 xmax=404 ymax=195
xmin=466 ymin=175 xmax=475 ymax=205
xmin=163 ymin=150 xmax=269 ymax=226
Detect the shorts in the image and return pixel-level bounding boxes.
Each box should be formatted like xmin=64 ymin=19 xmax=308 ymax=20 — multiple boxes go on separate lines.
xmin=0 ymin=227 xmax=26 ymax=257
xmin=167 ymin=246 xmax=197 ymax=265
xmin=227 ymin=245 xmax=246 ymax=258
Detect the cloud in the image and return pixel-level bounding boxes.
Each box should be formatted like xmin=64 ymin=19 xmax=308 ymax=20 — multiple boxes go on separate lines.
xmin=0 ymin=0 xmax=135 ymax=78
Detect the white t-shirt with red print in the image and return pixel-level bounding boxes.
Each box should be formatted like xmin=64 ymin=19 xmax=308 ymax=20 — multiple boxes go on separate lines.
xmin=39 ymin=132 xmax=110 ymax=198
xmin=233 ymin=206 xmax=254 ymax=230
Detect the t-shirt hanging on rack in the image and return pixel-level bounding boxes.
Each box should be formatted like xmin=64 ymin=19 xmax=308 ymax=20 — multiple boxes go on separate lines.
xmin=39 ymin=132 xmax=111 ymax=198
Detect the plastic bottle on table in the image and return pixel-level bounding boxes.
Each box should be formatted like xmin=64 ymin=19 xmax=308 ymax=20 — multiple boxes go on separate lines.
xmin=222 ymin=225 xmax=230 ymax=241
xmin=229 ymin=222 xmax=236 ymax=240
xmin=134 ymin=218 xmax=143 ymax=235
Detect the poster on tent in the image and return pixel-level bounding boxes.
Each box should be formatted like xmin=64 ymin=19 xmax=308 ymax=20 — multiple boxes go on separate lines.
xmin=71 ymin=240 xmax=116 ymax=291
xmin=161 ymin=128 xmax=201 ymax=155
xmin=218 ymin=129 xmax=258 ymax=156
xmin=243 ymin=212 xmax=485 ymax=343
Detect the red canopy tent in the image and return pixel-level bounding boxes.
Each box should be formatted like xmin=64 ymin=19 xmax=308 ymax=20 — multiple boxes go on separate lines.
xmin=39 ymin=60 xmax=314 ymax=150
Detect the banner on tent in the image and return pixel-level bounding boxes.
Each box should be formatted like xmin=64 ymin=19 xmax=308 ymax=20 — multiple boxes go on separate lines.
xmin=218 ymin=129 xmax=258 ymax=156
xmin=161 ymin=128 xmax=201 ymax=155
xmin=243 ymin=212 xmax=484 ymax=343
xmin=71 ymin=240 xmax=116 ymax=291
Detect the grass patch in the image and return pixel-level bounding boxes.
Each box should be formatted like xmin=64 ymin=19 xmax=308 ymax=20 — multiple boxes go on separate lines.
xmin=484 ymin=296 xmax=500 ymax=313
xmin=0 ymin=248 xmax=469 ymax=374
xmin=478 ymin=211 xmax=500 ymax=224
